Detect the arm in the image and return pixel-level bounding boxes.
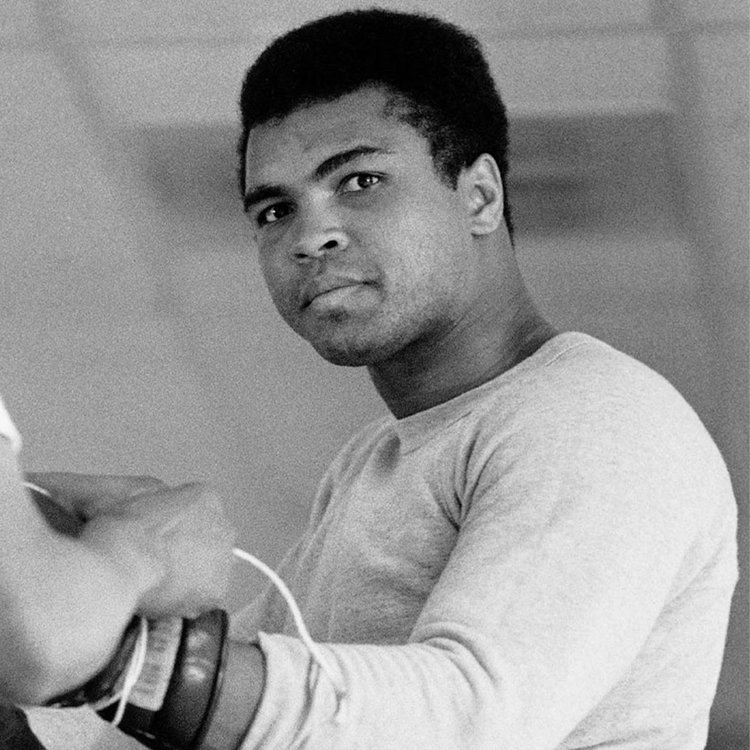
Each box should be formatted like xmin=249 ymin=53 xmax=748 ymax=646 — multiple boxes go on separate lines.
xmin=0 ymin=441 xmax=145 ymax=704
xmin=236 ymin=477 xmax=693 ymax=749
xmin=0 ymin=455 xmax=236 ymax=705
xmin=219 ymin=379 xmax=733 ymax=748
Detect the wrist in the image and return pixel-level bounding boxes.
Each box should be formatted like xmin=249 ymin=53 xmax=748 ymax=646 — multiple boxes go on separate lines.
xmin=46 ymin=617 xmax=142 ymax=708
xmin=88 ymin=612 xmax=264 ymax=750
xmin=99 ymin=610 xmax=263 ymax=750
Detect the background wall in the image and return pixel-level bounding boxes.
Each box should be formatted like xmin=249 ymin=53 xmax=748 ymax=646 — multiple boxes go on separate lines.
xmin=1 ymin=1 xmax=747 ymax=746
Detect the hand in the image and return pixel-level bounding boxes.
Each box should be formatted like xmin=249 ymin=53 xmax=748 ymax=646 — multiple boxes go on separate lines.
xmin=26 ymin=473 xmax=236 ymax=619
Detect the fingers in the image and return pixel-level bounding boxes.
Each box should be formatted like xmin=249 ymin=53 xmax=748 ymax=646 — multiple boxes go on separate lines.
xmin=24 ymin=472 xmax=168 ymax=519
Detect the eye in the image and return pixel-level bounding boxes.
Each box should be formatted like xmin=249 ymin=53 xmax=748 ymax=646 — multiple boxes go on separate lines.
xmin=256 ymin=202 xmax=293 ymax=228
xmin=340 ymin=173 xmax=382 ymax=193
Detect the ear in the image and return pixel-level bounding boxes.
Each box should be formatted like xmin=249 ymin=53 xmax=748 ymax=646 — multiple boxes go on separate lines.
xmin=459 ymin=154 xmax=504 ymax=236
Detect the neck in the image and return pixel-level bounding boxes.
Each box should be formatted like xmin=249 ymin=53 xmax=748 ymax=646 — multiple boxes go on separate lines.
xmin=368 ymin=268 xmax=556 ymax=419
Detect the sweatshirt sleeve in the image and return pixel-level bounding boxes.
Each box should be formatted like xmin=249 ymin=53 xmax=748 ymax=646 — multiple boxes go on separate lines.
xmin=237 ymin=359 xmax=736 ymax=749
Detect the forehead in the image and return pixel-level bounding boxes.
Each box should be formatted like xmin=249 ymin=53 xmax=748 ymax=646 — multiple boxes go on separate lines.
xmin=243 ymin=88 xmax=427 ymax=185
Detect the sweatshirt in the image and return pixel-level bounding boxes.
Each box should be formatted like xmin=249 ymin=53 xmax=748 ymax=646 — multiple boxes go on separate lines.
xmin=231 ymin=332 xmax=738 ymax=749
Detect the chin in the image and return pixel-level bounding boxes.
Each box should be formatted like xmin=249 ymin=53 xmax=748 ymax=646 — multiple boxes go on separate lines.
xmin=304 ymin=320 xmax=411 ymax=368
xmin=313 ymin=344 xmax=374 ymax=367
xmin=308 ymin=332 xmax=393 ymax=367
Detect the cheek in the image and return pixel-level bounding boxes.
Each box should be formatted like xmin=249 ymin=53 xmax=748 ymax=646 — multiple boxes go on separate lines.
xmin=384 ymin=208 xmax=464 ymax=283
xmin=257 ymin=253 xmax=296 ymax=320
xmin=378 ymin=213 xmax=475 ymax=328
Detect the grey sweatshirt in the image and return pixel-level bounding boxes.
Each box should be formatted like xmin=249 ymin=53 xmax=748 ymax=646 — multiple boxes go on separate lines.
xmin=231 ymin=332 xmax=738 ymax=749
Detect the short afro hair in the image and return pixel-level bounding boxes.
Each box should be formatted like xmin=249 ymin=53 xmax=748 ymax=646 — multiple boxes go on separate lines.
xmin=238 ymin=9 xmax=514 ymax=236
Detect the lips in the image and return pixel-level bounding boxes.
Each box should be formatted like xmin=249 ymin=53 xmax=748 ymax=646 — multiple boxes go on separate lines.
xmin=300 ymin=275 xmax=370 ymax=308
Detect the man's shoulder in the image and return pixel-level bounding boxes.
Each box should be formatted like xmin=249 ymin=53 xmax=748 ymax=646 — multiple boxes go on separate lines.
xmin=439 ymin=335 xmax=734 ymax=570
xmin=510 ymin=331 xmax=674 ymax=396
xmin=478 ymin=331 xmax=704 ymax=431
xmin=450 ymin=332 xmax=727 ymax=491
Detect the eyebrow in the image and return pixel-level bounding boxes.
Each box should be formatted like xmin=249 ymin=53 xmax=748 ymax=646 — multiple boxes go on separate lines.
xmin=313 ymin=145 xmax=391 ymax=180
xmin=243 ymin=184 xmax=285 ymax=214
xmin=243 ymin=145 xmax=393 ymax=213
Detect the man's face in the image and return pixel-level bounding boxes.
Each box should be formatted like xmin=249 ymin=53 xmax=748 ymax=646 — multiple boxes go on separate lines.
xmin=243 ymin=87 xmax=482 ymax=367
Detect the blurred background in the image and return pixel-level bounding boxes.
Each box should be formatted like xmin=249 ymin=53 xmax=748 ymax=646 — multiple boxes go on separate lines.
xmin=1 ymin=1 xmax=747 ymax=746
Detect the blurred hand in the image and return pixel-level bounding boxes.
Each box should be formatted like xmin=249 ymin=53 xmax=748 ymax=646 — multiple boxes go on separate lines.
xmin=26 ymin=472 xmax=236 ymax=618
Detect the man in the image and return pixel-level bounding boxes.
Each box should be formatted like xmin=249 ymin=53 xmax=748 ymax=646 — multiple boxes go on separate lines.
xmin=28 ymin=8 xmax=737 ymax=749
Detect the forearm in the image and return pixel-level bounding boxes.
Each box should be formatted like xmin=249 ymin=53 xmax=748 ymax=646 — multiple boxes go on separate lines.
xmin=0 ymin=454 xmax=148 ymax=703
xmin=234 ymin=631 xmax=509 ymax=750
xmin=1 ymin=538 xmax=143 ymax=705
xmin=6 ymin=548 xmax=147 ymax=705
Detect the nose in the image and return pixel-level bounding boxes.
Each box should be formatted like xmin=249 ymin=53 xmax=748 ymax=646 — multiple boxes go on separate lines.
xmin=293 ymin=232 xmax=348 ymax=263
xmin=292 ymin=216 xmax=349 ymax=263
